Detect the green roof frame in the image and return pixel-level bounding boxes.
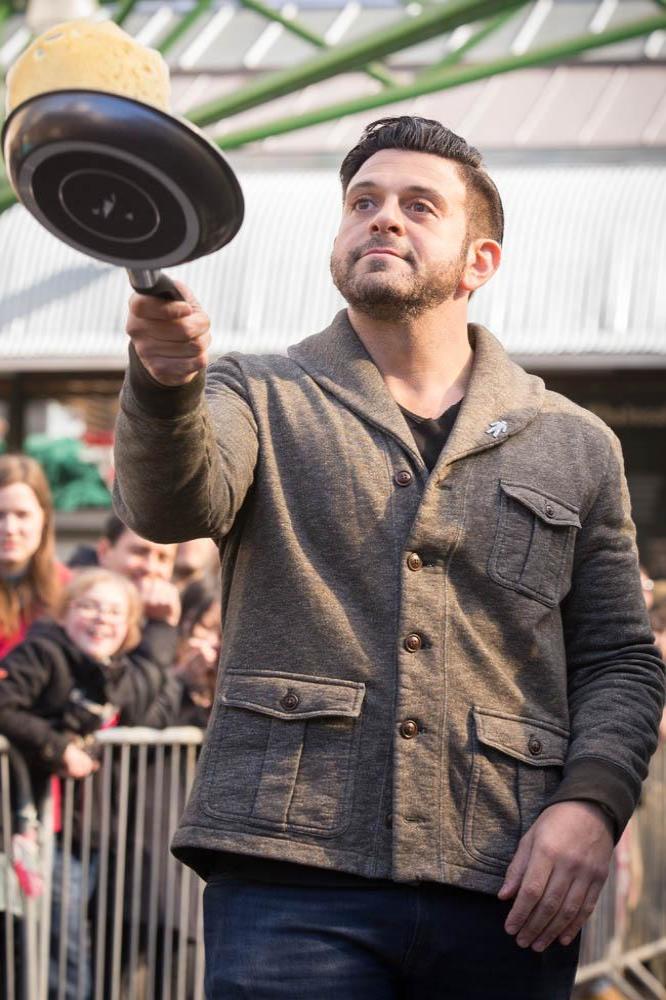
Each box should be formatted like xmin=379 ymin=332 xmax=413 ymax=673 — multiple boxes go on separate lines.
xmin=0 ymin=0 xmax=664 ymax=212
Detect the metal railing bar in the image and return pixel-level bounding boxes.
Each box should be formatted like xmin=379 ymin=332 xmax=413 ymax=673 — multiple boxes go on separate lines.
xmin=620 ymin=938 xmax=666 ymax=965
xmin=93 ymin=747 xmax=112 ymax=1000
xmin=1 ymin=750 xmax=16 ymax=1000
xmin=175 ymin=744 xmax=198 ymax=1000
xmin=76 ymin=776 xmax=93 ymax=1000
xmin=94 ymin=727 xmax=203 ymax=747
xmin=37 ymin=788 xmax=54 ymax=1000
xmin=110 ymin=744 xmax=130 ymax=1000
xmin=146 ymin=744 xmax=165 ymax=1000
xmin=127 ymin=743 xmax=148 ymax=1000
xmin=194 ymin=881 xmax=205 ymax=1000
xmin=623 ymin=959 xmax=666 ymax=999
xmin=161 ymin=743 xmax=182 ymax=1000
xmin=56 ymin=779 xmax=75 ymax=1000
xmin=22 ymin=893 xmax=39 ymax=1000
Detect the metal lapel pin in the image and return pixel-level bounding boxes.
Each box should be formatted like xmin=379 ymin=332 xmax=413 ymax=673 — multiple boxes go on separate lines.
xmin=486 ymin=420 xmax=508 ymax=439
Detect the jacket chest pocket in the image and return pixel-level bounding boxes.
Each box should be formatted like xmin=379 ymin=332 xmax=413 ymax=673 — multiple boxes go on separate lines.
xmin=463 ymin=708 xmax=569 ymax=870
xmin=202 ymin=671 xmax=365 ymax=836
xmin=488 ymin=481 xmax=581 ymax=607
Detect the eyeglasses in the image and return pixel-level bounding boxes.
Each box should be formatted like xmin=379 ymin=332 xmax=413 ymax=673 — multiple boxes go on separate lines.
xmin=71 ymin=599 xmax=127 ymax=621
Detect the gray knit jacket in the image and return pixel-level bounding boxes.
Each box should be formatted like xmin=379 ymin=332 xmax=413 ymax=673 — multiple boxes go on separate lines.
xmin=113 ymin=312 xmax=665 ymax=893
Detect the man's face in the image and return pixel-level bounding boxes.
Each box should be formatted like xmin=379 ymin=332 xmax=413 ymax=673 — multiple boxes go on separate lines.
xmin=98 ymin=528 xmax=177 ymax=585
xmin=331 ymin=149 xmax=471 ymax=321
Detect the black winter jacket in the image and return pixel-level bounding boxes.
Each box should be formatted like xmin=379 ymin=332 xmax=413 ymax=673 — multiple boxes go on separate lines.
xmin=0 ymin=619 xmax=182 ymax=772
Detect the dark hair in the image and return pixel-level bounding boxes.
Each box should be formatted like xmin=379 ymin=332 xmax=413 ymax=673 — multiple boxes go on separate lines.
xmin=179 ymin=577 xmax=221 ymax=638
xmin=340 ymin=116 xmax=504 ymax=245
xmin=103 ymin=513 xmax=128 ymax=546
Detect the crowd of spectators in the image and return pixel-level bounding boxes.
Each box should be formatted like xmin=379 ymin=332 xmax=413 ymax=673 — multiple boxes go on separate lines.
xmin=0 ymin=454 xmax=221 ymax=999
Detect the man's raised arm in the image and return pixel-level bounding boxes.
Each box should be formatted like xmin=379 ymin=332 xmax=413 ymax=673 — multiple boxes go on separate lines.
xmin=113 ymin=281 xmax=259 ymax=544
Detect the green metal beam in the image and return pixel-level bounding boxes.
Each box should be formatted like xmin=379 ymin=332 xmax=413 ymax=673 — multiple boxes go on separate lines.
xmin=0 ymin=184 xmax=15 ymax=213
xmin=112 ymin=0 xmax=141 ymax=29
xmin=158 ymin=0 xmax=215 ymax=55
xmin=188 ymin=0 xmax=527 ymax=127
xmin=214 ymin=12 xmax=666 ymax=149
xmin=238 ymin=0 xmax=397 ymax=88
xmin=416 ymin=8 xmax=518 ymax=79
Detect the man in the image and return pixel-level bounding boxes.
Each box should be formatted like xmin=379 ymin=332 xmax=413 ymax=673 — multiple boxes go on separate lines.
xmin=172 ymin=537 xmax=220 ymax=592
xmin=113 ymin=118 xmax=664 ymax=999
xmin=97 ymin=514 xmax=181 ymax=633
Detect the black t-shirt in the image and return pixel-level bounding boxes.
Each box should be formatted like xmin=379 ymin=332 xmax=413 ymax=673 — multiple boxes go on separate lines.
xmin=400 ymin=400 xmax=463 ymax=472
xmin=208 ymin=401 xmax=462 ymax=886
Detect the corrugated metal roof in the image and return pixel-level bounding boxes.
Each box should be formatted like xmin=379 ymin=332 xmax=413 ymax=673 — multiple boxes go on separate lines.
xmin=0 ymin=164 xmax=664 ymax=371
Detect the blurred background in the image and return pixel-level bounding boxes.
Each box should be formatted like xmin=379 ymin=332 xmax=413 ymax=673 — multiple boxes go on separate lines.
xmin=0 ymin=0 xmax=664 ymax=569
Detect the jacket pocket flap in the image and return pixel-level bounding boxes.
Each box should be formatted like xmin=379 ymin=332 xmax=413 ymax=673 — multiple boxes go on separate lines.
xmin=473 ymin=708 xmax=569 ymax=767
xmin=221 ymin=672 xmax=366 ymax=720
xmin=500 ymin=482 xmax=581 ymax=529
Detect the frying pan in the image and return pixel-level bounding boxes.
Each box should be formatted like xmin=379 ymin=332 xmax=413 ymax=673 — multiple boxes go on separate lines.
xmin=1 ymin=89 xmax=244 ymax=301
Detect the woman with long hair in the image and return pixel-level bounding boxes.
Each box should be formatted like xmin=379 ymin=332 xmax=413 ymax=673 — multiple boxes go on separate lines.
xmin=0 ymin=454 xmax=68 ymax=658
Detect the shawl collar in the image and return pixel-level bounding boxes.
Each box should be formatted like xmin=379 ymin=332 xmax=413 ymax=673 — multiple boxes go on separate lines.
xmin=288 ymin=311 xmax=545 ymax=470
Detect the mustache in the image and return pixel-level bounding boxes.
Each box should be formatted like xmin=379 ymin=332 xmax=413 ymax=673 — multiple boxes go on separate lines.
xmin=351 ymin=239 xmax=415 ymax=265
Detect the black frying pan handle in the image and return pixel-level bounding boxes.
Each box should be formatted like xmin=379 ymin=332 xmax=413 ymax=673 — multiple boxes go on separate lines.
xmin=126 ymin=269 xmax=184 ymax=302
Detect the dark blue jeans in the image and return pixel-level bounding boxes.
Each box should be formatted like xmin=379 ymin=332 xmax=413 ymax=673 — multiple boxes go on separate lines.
xmin=49 ymin=849 xmax=99 ymax=1000
xmin=203 ymin=876 xmax=580 ymax=999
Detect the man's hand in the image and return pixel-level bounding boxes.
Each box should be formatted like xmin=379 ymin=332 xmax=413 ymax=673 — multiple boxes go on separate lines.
xmin=126 ymin=281 xmax=211 ymax=386
xmin=61 ymin=743 xmax=99 ymax=780
xmin=498 ymin=801 xmax=614 ymax=952
xmin=139 ymin=578 xmax=181 ymax=627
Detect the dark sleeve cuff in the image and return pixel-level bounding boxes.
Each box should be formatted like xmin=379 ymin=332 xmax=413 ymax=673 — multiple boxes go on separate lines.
xmin=127 ymin=342 xmax=206 ymax=419
xmin=544 ymin=756 xmax=639 ymax=843
xmin=40 ymin=732 xmax=72 ymax=770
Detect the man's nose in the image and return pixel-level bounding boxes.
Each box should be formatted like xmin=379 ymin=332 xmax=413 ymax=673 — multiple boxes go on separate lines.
xmin=370 ymin=201 xmax=404 ymax=236
xmin=146 ymin=550 xmax=167 ymax=579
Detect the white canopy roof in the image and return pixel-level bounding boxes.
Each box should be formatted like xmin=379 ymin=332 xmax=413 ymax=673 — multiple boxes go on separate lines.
xmin=0 ymin=163 xmax=664 ymax=371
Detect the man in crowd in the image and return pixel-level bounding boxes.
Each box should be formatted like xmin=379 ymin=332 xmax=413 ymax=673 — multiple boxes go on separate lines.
xmin=113 ymin=117 xmax=664 ymax=999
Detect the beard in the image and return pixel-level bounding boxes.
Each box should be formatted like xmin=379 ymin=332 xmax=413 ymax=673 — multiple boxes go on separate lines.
xmin=330 ymin=238 xmax=468 ymax=321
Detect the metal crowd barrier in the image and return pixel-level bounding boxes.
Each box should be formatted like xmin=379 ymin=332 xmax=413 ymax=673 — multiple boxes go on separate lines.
xmin=1 ymin=732 xmax=665 ymax=1000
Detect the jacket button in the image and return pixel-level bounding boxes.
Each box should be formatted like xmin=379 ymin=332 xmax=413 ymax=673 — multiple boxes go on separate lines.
xmin=280 ymin=690 xmax=300 ymax=711
xmin=394 ymin=470 xmax=413 ymax=487
xmin=385 ymin=812 xmax=393 ymax=828
xmin=407 ymin=552 xmax=423 ymax=572
xmin=403 ymin=633 xmax=422 ymax=652
xmin=544 ymin=503 xmax=555 ymax=518
xmin=399 ymin=719 xmax=419 ymax=739
xmin=528 ymin=736 xmax=543 ymax=756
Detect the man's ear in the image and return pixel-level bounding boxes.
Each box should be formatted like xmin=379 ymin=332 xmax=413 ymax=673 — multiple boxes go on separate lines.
xmin=460 ymin=238 xmax=501 ymax=295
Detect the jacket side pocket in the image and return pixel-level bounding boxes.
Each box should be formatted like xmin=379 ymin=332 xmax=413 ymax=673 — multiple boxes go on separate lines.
xmin=202 ymin=671 xmax=365 ymax=837
xmin=463 ymin=707 xmax=569 ymax=870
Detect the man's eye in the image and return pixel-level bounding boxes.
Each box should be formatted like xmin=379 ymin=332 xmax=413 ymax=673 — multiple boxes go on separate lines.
xmin=353 ymin=197 xmax=374 ymax=210
xmin=410 ymin=201 xmax=432 ymax=214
